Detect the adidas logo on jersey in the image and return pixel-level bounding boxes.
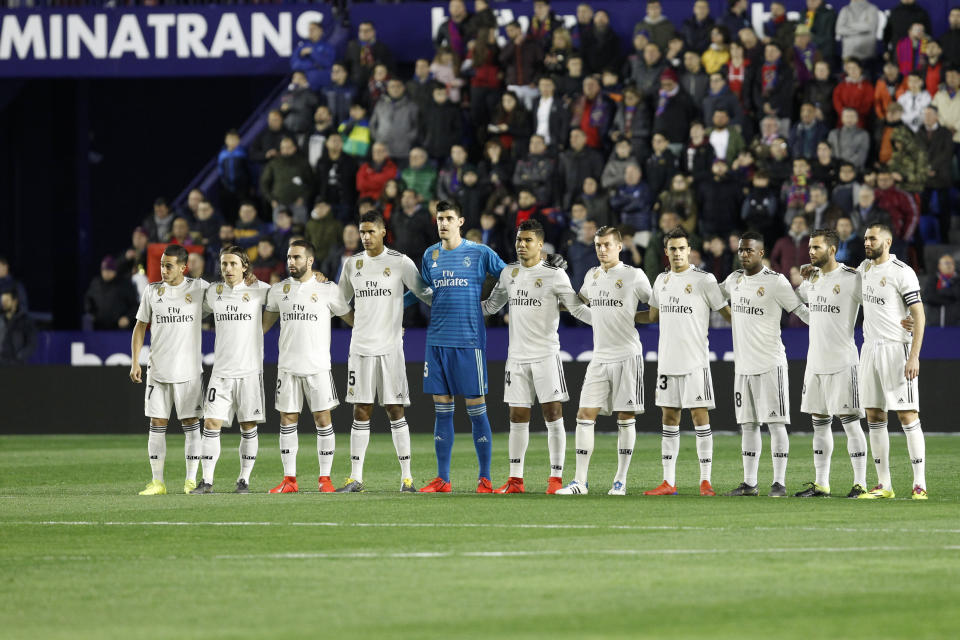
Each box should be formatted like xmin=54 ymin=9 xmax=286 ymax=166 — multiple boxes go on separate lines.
xmin=769 ymin=411 xmax=777 ymax=417
xmin=696 ymin=395 xmax=703 ymax=401
xmin=554 ymin=389 xmax=561 ymax=395
xmin=254 ymin=409 xmax=260 ymax=415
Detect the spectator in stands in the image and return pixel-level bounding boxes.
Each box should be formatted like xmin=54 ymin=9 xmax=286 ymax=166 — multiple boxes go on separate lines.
xmin=430 ymin=48 xmax=465 ymax=104
xmin=653 ymin=68 xmax=697 ymax=151
xmin=422 ymin=84 xmax=463 ymax=163
xmin=702 ymin=26 xmax=731 ymax=76
xmin=932 ymin=66 xmax=960 ymax=164
xmin=681 ymin=50 xmax=709 ymax=105
xmin=513 ymin=135 xmax=558 ymax=205
xmin=899 ymin=72 xmax=932 ymax=134
xmin=923 ymin=253 xmax=960 ymax=325
xmin=896 ymin=23 xmax=930 ymax=76
xmin=305 ymin=201 xmax=343 ymax=268
xmin=682 ymin=120 xmax=715 ymax=184
xmin=0 ymin=288 xmax=35 ymax=365
xmin=356 ymin=142 xmax=398 ymax=201
xmin=252 ymin=238 xmax=286 ymax=284
xmin=741 ymin=171 xmax=780 ymax=246
xmin=336 ymin=104 xmax=370 ymax=161
xmin=720 ymin=0 xmax=751 ymax=38
xmin=527 ymin=0 xmax=560 ymax=52
xmin=834 ymin=215 xmax=866 ymax=266
xmin=585 ymin=10 xmax=622 ymax=78
xmin=249 ymin=109 xmax=289 ymax=164
xmin=874 ymin=61 xmax=903 ymax=125
xmin=770 ymin=214 xmax=810 ymax=276
xmin=531 ymin=77 xmax=569 ymax=151
xmin=169 ymin=217 xmax=196 ymax=247
xmin=142 ymin=197 xmax=174 ymax=243
xmin=500 ymin=21 xmax=542 ymax=108
xmin=754 ymin=42 xmax=795 ymax=128
xmin=271 ymin=208 xmax=295 ymax=251
xmin=923 ymin=41 xmax=945 ymax=95
xmin=323 ymin=63 xmax=357 ymax=127
xmin=322 ymin=224 xmax=362 ymax=281
xmin=828 ymin=108 xmax=870 ymax=171
xmin=646 ymin=132 xmax=679 ymax=197
xmin=567 ymin=218 xmax=600 ymax=291
xmin=638 ymin=1 xmax=675 ymax=53
xmin=280 ymin=72 xmax=319 ymax=137
xmin=805 ymin=183 xmax=845 ymax=229
xmin=346 ymin=21 xmax=395 ymax=88
xmin=836 ymin=0 xmax=880 ymax=65
xmin=187 ymin=252 xmax=208 ymax=281
xmin=703 ymin=73 xmax=745 ymax=133
xmin=874 ymin=168 xmax=919 ymax=246
xmin=918 ymin=105 xmax=955 ymax=241
xmin=363 ymin=62 xmax=391 ymax=111
xmin=600 ymin=139 xmax=636 ymax=191
xmin=487 ymin=91 xmax=531 ymax=158
xmin=480 ymin=140 xmax=513 ymax=191
xmin=406 ymin=59 xmax=433 ymax=115
xmin=569 ymin=75 xmax=614 ymax=152
xmin=789 ymin=102 xmax=829 ymax=159
xmin=464 ymin=28 xmax=501 ymax=142
xmin=699 ymin=159 xmax=743 ymax=237
xmin=435 ymin=0 xmax=472 ymax=59
xmin=781 ymin=157 xmax=813 ymax=225
xmin=610 ymin=85 xmax=652 ymax=163
xmin=658 ymin=173 xmax=699 ymax=234
xmin=542 ymin=26 xmax=574 ymax=78
xmin=801 ymin=60 xmax=836 ymax=129
xmin=85 ymin=256 xmax=138 ymax=331
xmin=234 ymin=203 xmax=267 ymax=258
xmin=580 ymin=176 xmax=613 ymax=228
xmin=390 ymin=190 xmax=436 ymax=267
xmin=877 ymin=101 xmax=906 ymax=166
xmin=0 ymin=256 xmax=27 ymax=313
xmin=217 ymin=130 xmax=251 ymax=222
xmin=569 ymin=3 xmax=595 ymax=53
xmin=455 ymin=167 xmax=489 ymax=231
xmin=942 ymin=8 xmax=960 ymax=67
xmin=211 ymin=225 xmax=235 ymax=272
xmin=765 ymin=2 xmax=797 ymax=52
xmin=117 ymin=226 xmax=150 ymax=279
xmin=437 ymin=145 xmax=470 ymax=202
xmin=559 ymin=128 xmax=604 ymax=209
xmin=725 ymin=40 xmax=751 ymax=110
xmin=759 ymin=137 xmax=793 ymax=191
xmin=291 ymin=20 xmax=335 ymax=92
xmin=851 ymin=185 xmax=888 ymax=228
xmin=810 ymin=140 xmax=840 ymax=189
xmin=260 ymin=136 xmax=314 ymax=223
xmin=702 ymin=233 xmax=734 ymax=282
xmin=885 ymin=1 xmax=932 ymax=59
xmin=682 ymin=0 xmax=715 ymax=54
xmin=314 ymin=133 xmax=358 ymax=223
xmin=644 ymin=210 xmax=692 ymax=279
xmin=830 ymin=162 xmax=863 ymax=217
xmin=707 ymin=108 xmax=746 ymax=166
xmin=306 ymin=105 xmax=336 ymax=169
xmin=370 ymin=79 xmax=419 ymax=160
xmin=806 ymin=0 xmax=837 ymax=60
xmin=625 ymin=42 xmax=667 ymax=98
xmin=401 ymin=147 xmax=438 ymax=203
xmin=610 ymin=164 xmax=653 ymax=232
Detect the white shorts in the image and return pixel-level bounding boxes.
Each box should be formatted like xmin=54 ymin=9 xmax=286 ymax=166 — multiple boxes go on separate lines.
xmin=654 ymin=367 xmax=716 ymax=410
xmin=504 ymin=355 xmax=570 ymax=407
xmin=144 ymin=371 xmax=203 ymax=421
xmin=204 ymin=374 xmax=267 ymax=425
xmin=275 ymin=370 xmax=340 ymax=414
xmin=734 ymin=363 xmax=790 ymax=424
xmin=801 ymin=366 xmax=864 ymax=418
xmin=859 ymin=341 xmax=919 ymax=412
xmin=579 ymin=355 xmax=644 ymax=415
xmin=347 ymin=348 xmax=410 ymax=406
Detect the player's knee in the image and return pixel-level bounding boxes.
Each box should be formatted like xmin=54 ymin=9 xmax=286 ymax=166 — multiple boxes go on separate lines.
xmin=617 ymin=411 xmax=635 ymax=420
xmin=239 ymin=423 xmax=257 ymax=432
xmin=280 ymin=413 xmax=299 ymax=426
xmin=384 ymin=405 xmax=405 ymax=421
xmin=465 ymin=395 xmax=485 ymax=406
xmin=203 ymin=418 xmax=222 ymax=430
xmin=150 ymin=418 xmax=169 ymax=427
xmin=541 ymin=404 xmax=562 ymax=422
xmin=510 ymin=407 xmax=532 ymax=423
xmin=690 ymin=408 xmax=709 ymax=426
xmin=353 ymin=404 xmax=373 ymax=421
xmin=661 ymin=407 xmax=681 ymax=425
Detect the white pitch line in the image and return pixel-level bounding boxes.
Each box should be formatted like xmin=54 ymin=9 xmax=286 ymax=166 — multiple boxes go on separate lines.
xmin=4 ymin=521 xmax=960 ymax=535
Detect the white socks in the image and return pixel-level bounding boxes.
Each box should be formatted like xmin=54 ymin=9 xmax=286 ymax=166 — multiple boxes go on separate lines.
xmin=868 ymin=420 xmax=890 ymax=488
xmin=840 ymin=415 xmax=867 ymax=487
xmin=390 ymin=418 xmax=412 ymax=479
xmin=508 ymin=421 xmax=529 ymax=478
xmin=903 ymin=419 xmax=926 ymax=489
xmin=545 ymin=418 xmax=565 ymax=478
xmin=350 ymin=420 xmax=370 ymax=482
xmin=769 ymin=423 xmax=789 ymax=485
xmin=239 ymin=427 xmax=258 ymax=483
xmin=279 ymin=423 xmax=298 ymax=477
xmin=148 ymin=424 xmax=166 ymax=482
xmin=316 ymin=425 xmax=335 ymax=477
xmin=812 ymin=416 xmax=833 ymax=488
xmin=183 ymin=422 xmax=201 ymax=482
xmin=661 ymin=425 xmax=680 ymax=486
xmin=695 ymin=424 xmax=713 ymax=482
xmin=200 ymin=428 xmax=221 ymax=485
xmin=741 ymin=422 xmax=761 ymax=486
xmin=614 ymin=418 xmax=636 ymax=485
xmin=574 ymin=419 xmax=594 ymax=484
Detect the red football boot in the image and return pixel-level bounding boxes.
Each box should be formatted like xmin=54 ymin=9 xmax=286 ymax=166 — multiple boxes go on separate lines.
xmin=643 ymin=480 xmax=678 ymax=496
xmin=546 ymin=476 xmax=564 ymax=494
xmin=493 ymin=477 xmax=525 ymax=494
xmin=269 ymin=476 xmax=299 ymax=493
xmin=700 ymin=480 xmax=716 ymax=496
xmin=476 ymin=477 xmax=494 ymax=493
xmin=317 ymin=476 xmax=336 ymax=493
xmin=419 ymin=477 xmax=452 ymax=493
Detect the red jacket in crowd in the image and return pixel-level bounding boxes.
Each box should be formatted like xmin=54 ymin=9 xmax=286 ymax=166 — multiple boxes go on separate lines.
xmin=833 ymin=78 xmax=874 ymax=128
xmin=356 ymin=159 xmax=398 ymax=200
xmin=770 ymin=232 xmax=810 ymax=277
xmin=874 ymin=185 xmax=920 ymax=241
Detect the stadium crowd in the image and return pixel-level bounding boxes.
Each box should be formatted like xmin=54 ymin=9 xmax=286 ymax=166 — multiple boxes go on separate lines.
xmin=94 ymin=0 xmax=960 ymax=328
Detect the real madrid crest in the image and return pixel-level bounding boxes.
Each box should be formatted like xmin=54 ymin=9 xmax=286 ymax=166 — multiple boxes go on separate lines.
xmin=158 ymin=286 xmax=165 ymax=296
xmin=242 ymin=293 xmax=250 ymax=303
xmin=833 ymin=284 xmax=840 ymax=295
xmin=684 ymin=284 xmax=693 ymax=294
xmin=383 ymin=267 xmax=391 ymax=277
xmin=757 ymin=286 xmax=765 ymax=297
xmin=283 ymin=283 xmax=291 ymax=294
xmin=216 ymin=284 xmax=223 ymax=295
xmin=535 ymin=278 xmax=543 ymax=288
xmin=615 ymin=279 xmax=623 ymax=288
xmin=511 ymin=268 xmax=519 ymax=278
xmin=356 ymin=259 xmax=364 ymax=269
xmin=185 ymin=293 xmax=192 ymax=303
xmin=310 ymin=293 xmax=318 ymax=303
xmin=879 ymin=277 xmax=886 ymax=287
xmin=432 ymin=249 xmax=440 ymax=261
xmin=463 ymin=256 xmax=471 ymax=267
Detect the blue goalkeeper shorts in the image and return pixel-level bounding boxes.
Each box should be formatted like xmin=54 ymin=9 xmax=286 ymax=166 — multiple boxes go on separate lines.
xmin=423 ymin=345 xmax=488 ymax=398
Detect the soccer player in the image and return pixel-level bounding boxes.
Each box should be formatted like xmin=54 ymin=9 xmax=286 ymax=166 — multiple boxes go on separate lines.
xmin=635 ymin=227 xmax=731 ymax=497
xmin=335 ymin=211 xmax=433 ymax=492
xmin=720 ymin=231 xmax=809 ymax=497
xmin=419 ymin=200 xmax=508 ymax=493
xmin=556 ymin=226 xmax=652 ymax=496
xmin=856 ymin=223 xmax=927 ymax=500
xmin=262 ymin=240 xmax=353 ymax=493
xmin=481 ymin=220 xmax=592 ymax=494
xmin=189 ymin=246 xmax=270 ymax=494
xmin=794 ymin=229 xmax=869 ymax=498
xmin=129 ymin=244 xmax=207 ymax=495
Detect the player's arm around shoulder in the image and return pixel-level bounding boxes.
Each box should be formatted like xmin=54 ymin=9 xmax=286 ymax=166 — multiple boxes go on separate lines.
xmin=327 ymin=281 xmax=354 ymax=326
xmin=635 ymin=272 xmax=660 ymax=324
xmin=262 ymin=281 xmax=282 ymax=333
xmin=482 ymin=243 xmax=508 ymax=278
xmin=554 ymin=270 xmax=592 ymax=324
xmin=632 ymin=266 xmax=653 ymax=304
xmin=482 ymin=269 xmax=510 ymax=316
xmin=776 ymin=272 xmax=809 ymax=324
xmin=401 ymin=253 xmax=433 ymax=305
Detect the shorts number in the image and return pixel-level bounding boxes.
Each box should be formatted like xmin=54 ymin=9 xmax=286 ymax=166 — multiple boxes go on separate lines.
xmin=658 ymin=375 xmax=668 ymax=390
xmin=147 ymin=385 xmax=155 ymax=399
xmin=423 ymin=362 xmax=429 ymax=378
xmin=505 ymin=370 xmax=511 ymax=386
xmin=735 ymin=392 xmax=742 ymax=408
xmin=348 ymin=370 xmax=356 ymax=386
xmin=207 ymin=388 xmax=217 ymax=403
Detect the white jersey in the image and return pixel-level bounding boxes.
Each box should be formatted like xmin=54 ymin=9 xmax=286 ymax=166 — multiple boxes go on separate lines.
xmin=650 ymin=266 xmax=727 ymax=375
xmin=482 ymin=259 xmax=592 ymax=362
xmin=338 ymin=248 xmax=432 ymax=357
xmin=722 ymin=268 xmax=805 ymax=375
xmin=266 ymin=277 xmax=351 ymax=375
xmin=204 ymin=280 xmax=271 ymax=378
xmin=797 ymin=264 xmax=861 ymax=374
xmin=858 ymin=255 xmax=921 ymax=345
xmin=135 ymin=277 xmax=208 ymax=383
xmin=580 ymin=262 xmax=652 ymax=363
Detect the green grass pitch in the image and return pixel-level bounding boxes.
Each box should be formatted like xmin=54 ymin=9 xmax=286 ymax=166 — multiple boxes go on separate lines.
xmin=1 ymin=432 xmax=958 ymax=639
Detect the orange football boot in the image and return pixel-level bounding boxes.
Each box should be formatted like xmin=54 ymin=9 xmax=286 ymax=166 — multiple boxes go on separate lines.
xmin=317 ymin=476 xmax=336 ymax=493
xmin=419 ymin=477 xmax=452 ymax=493
xmin=494 ymin=477 xmax=525 ymax=493
xmin=476 ymin=477 xmax=494 ymax=493
xmin=546 ymin=476 xmax=564 ymax=494
xmin=643 ymin=480 xmax=678 ymax=496
xmin=269 ymin=476 xmax=299 ymax=493
xmin=699 ymin=480 xmax=716 ymax=496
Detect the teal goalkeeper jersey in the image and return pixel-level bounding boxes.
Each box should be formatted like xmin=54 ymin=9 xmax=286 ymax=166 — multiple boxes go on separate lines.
xmin=421 ymin=239 xmax=506 ymax=348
